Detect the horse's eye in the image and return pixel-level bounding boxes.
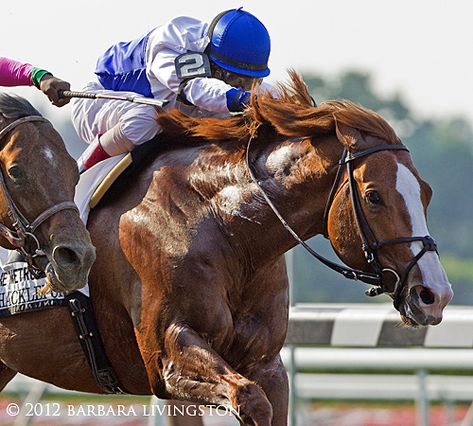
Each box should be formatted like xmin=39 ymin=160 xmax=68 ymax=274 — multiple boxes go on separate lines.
xmin=7 ymin=165 xmax=23 ymax=181
xmin=366 ymin=191 xmax=382 ymax=205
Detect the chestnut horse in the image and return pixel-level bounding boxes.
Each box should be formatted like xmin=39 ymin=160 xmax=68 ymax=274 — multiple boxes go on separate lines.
xmin=0 ymin=75 xmax=452 ymax=425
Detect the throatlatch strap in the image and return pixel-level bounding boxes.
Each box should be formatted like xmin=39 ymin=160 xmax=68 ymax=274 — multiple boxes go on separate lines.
xmin=65 ymin=292 xmax=126 ymax=394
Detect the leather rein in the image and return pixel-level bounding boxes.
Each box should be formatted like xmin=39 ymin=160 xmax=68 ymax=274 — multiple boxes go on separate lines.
xmin=245 ymin=136 xmax=438 ymax=304
xmin=0 ymin=115 xmax=79 ymax=276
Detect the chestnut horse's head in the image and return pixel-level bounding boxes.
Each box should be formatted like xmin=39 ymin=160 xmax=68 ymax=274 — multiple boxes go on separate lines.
xmin=325 ymin=119 xmax=453 ymax=326
xmin=247 ymin=74 xmax=453 ymax=326
xmin=0 ymin=94 xmax=95 ymax=292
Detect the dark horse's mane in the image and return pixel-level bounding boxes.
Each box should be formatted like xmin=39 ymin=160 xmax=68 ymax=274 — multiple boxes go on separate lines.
xmin=157 ymin=70 xmax=400 ymax=146
xmin=0 ymin=93 xmax=41 ymax=120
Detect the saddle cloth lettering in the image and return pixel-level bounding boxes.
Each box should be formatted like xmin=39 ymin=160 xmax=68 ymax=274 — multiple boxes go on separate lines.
xmin=0 ymin=261 xmax=66 ymax=316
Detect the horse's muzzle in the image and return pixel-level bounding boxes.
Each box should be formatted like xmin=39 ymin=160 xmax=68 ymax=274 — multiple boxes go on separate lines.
xmin=402 ymin=284 xmax=453 ymax=326
xmin=49 ymin=241 xmax=96 ymax=292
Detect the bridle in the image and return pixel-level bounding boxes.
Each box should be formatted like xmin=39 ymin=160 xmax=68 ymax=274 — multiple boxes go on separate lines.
xmin=0 ymin=115 xmax=79 ymax=276
xmin=245 ymin=135 xmax=439 ymax=305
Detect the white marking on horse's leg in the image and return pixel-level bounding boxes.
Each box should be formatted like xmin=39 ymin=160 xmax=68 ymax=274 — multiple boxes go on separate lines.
xmin=395 ymin=164 xmax=452 ymax=308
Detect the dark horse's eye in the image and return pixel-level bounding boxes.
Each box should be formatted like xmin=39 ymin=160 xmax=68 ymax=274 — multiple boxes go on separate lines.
xmin=366 ymin=191 xmax=382 ymax=205
xmin=7 ymin=165 xmax=23 ymax=181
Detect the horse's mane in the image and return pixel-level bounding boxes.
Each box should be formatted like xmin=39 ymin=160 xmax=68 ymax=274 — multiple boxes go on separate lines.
xmin=157 ymin=70 xmax=400 ymax=146
xmin=0 ymin=93 xmax=41 ymax=120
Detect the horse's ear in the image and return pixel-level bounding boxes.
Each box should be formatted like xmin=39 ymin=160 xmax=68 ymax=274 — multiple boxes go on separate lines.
xmin=334 ymin=122 xmax=364 ymax=150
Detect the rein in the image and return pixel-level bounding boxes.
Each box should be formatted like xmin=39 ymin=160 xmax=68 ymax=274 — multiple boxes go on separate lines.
xmin=245 ymin=136 xmax=439 ymax=302
xmin=0 ymin=115 xmax=79 ymax=275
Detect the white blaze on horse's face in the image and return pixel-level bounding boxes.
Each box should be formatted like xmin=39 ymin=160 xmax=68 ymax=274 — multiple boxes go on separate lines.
xmin=395 ymin=162 xmax=453 ymax=324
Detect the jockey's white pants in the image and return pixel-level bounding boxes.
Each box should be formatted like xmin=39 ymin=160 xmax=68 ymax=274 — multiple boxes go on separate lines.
xmin=71 ymin=81 xmax=161 ymax=153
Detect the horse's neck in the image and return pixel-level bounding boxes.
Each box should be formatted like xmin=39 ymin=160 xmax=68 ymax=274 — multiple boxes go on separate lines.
xmin=209 ymin=135 xmax=341 ymax=267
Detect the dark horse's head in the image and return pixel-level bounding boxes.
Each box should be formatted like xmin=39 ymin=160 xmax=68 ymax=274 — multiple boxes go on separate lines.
xmin=0 ymin=94 xmax=95 ymax=292
xmin=156 ymin=71 xmax=452 ymax=326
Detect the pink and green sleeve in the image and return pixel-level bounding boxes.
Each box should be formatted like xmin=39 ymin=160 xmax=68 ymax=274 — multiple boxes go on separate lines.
xmin=0 ymin=57 xmax=51 ymax=88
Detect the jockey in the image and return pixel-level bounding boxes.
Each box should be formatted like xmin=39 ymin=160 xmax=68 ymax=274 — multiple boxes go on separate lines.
xmin=72 ymin=8 xmax=273 ymax=172
xmin=0 ymin=57 xmax=70 ymax=107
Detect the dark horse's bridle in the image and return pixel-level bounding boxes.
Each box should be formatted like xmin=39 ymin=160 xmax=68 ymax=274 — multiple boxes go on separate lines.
xmin=0 ymin=115 xmax=79 ymax=276
xmin=246 ymin=135 xmax=438 ymax=306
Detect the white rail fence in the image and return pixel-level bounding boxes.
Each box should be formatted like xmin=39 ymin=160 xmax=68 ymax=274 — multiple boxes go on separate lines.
xmin=3 ymin=303 xmax=473 ymax=426
xmin=284 ymin=303 xmax=473 ymax=426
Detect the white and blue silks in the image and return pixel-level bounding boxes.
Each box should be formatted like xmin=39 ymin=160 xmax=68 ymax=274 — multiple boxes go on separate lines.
xmin=72 ymin=16 xmax=274 ymax=147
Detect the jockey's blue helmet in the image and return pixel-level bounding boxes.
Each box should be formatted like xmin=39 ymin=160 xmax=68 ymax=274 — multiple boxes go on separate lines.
xmin=207 ymin=8 xmax=271 ymax=78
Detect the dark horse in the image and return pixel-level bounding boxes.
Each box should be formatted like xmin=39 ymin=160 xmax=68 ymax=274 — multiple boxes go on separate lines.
xmin=0 ymin=94 xmax=95 ymax=290
xmin=0 ymin=93 xmax=95 ymax=385
xmin=0 ymin=75 xmax=452 ymax=425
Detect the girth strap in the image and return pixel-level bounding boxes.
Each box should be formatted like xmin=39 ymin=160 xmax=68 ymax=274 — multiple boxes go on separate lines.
xmin=65 ymin=292 xmax=127 ymax=394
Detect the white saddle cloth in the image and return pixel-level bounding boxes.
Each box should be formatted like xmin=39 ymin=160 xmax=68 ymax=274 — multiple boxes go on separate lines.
xmin=74 ymin=154 xmax=127 ymax=224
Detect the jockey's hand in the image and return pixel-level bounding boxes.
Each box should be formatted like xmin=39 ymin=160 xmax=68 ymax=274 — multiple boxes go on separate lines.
xmin=39 ymin=74 xmax=71 ymax=107
xmin=227 ymin=89 xmax=253 ymax=112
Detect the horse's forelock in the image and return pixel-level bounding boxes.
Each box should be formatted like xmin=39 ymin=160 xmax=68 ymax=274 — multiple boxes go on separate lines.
xmin=0 ymin=93 xmax=42 ymax=120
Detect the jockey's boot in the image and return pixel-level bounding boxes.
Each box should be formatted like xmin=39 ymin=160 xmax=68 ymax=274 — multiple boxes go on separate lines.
xmin=77 ymin=135 xmax=111 ymax=173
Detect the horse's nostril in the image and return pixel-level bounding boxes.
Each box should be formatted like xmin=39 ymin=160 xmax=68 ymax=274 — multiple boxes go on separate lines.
xmin=419 ymin=288 xmax=435 ymax=305
xmin=53 ymin=246 xmax=80 ymax=268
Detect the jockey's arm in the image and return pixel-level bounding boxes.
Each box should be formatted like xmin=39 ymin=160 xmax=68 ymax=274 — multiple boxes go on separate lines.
xmin=0 ymin=57 xmax=70 ymax=107
xmin=181 ymin=77 xmax=235 ymax=113
xmin=182 ymin=78 xmax=276 ymax=112
xmin=0 ymin=57 xmax=34 ymax=86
